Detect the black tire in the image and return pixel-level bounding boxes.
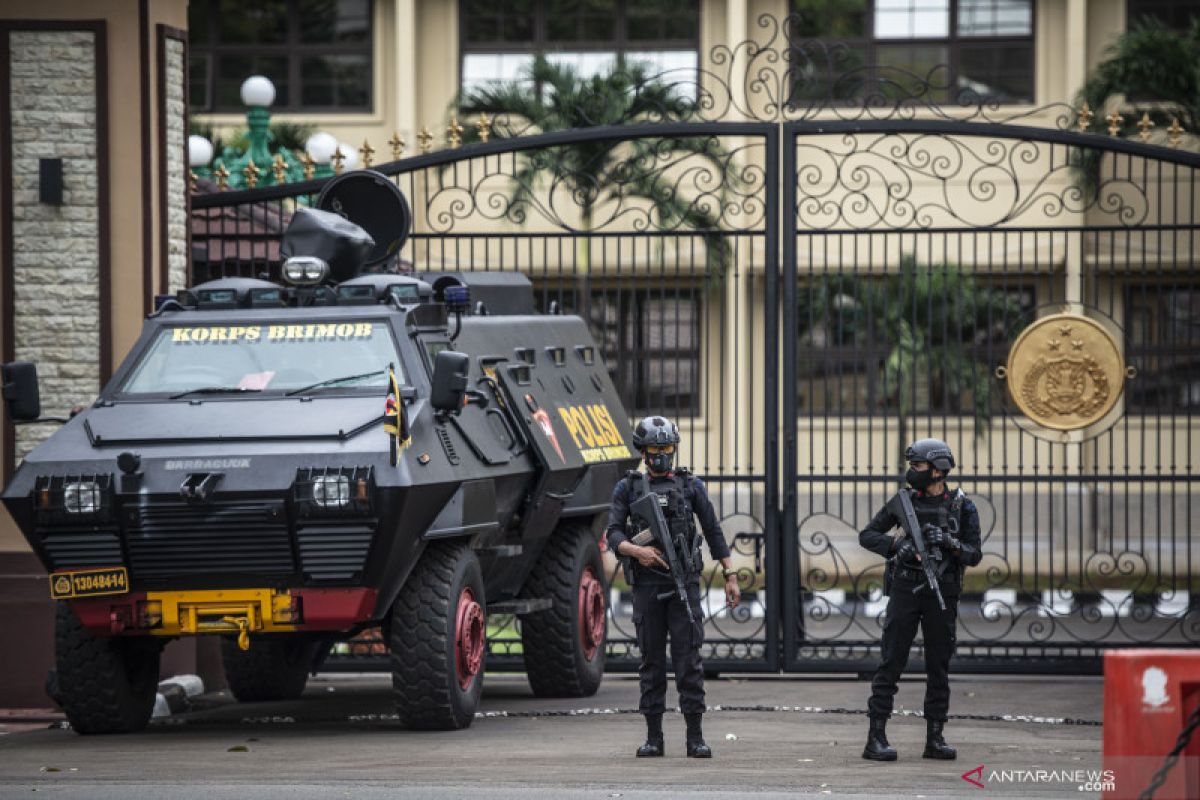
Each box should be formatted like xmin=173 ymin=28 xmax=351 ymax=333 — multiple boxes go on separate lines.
xmin=54 ymin=604 xmax=159 ymax=734
xmin=390 ymin=541 xmax=486 ymax=730
xmin=521 ymin=520 xmax=607 ymax=697
xmin=221 ymin=637 xmax=316 ymax=702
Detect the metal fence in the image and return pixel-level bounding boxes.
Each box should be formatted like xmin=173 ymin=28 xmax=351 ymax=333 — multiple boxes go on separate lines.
xmin=191 ymin=19 xmax=1199 ymax=673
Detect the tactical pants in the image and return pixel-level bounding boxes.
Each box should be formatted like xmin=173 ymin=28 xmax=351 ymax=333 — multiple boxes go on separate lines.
xmin=632 ymin=581 xmax=706 ymax=715
xmin=868 ymin=582 xmax=959 ymax=722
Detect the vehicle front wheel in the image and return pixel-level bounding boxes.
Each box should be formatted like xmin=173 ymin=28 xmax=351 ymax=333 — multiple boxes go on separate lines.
xmin=390 ymin=541 xmax=485 ymax=730
xmin=54 ymin=604 xmax=160 ymax=734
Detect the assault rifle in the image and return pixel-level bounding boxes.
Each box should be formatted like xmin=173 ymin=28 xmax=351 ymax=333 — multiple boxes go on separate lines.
xmin=886 ymin=490 xmax=947 ymax=611
xmin=629 ymin=489 xmax=697 ymax=624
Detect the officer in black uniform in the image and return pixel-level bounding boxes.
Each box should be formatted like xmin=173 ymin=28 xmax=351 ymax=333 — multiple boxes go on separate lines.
xmin=606 ymin=415 xmax=740 ymax=758
xmin=859 ymin=438 xmax=982 ymax=762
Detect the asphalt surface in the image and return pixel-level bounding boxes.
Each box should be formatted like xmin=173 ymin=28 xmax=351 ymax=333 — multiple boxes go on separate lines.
xmin=0 ymin=671 xmax=1105 ymax=799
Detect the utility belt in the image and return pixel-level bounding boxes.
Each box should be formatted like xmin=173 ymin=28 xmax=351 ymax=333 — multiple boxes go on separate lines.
xmin=887 ymin=561 xmax=963 ymax=595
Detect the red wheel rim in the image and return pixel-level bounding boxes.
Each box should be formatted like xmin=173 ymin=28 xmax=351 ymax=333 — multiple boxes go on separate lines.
xmin=578 ymin=566 xmax=605 ymax=661
xmin=454 ymin=587 xmax=485 ymax=689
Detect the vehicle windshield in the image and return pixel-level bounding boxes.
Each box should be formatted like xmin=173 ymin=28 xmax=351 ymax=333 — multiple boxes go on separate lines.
xmin=120 ymin=320 xmax=404 ymax=396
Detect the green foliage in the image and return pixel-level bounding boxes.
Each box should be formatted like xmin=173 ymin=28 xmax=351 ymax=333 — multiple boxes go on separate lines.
xmin=455 ymin=56 xmax=730 ymax=276
xmin=1073 ymin=17 xmax=1200 ymax=189
xmin=797 ymin=257 xmax=1023 ymax=438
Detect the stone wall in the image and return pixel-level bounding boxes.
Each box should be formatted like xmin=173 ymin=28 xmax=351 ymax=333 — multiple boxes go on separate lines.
xmin=163 ymin=35 xmax=187 ymax=294
xmin=9 ymin=30 xmax=101 ymax=460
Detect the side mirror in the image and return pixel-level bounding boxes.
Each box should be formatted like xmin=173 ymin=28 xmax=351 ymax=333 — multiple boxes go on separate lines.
xmin=430 ymin=351 xmax=470 ymax=414
xmin=1 ymin=362 xmax=42 ymax=422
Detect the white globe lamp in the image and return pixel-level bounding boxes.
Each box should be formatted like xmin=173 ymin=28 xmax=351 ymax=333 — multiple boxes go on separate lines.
xmin=305 ymin=132 xmax=339 ymax=164
xmin=336 ymin=142 xmax=359 ymax=170
xmin=188 ymin=135 xmax=214 ymax=168
xmin=240 ymin=75 xmax=276 ymax=108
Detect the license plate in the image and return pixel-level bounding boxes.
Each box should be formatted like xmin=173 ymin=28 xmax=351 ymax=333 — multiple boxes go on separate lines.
xmin=49 ymin=567 xmax=130 ymax=600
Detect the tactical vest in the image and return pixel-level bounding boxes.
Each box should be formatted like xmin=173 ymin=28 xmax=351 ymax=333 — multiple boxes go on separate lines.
xmin=888 ymin=488 xmax=967 ymax=591
xmin=628 ymin=470 xmax=703 ymax=580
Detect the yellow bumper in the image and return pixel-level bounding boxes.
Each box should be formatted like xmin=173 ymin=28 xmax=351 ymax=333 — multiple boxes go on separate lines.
xmin=143 ymin=588 xmax=299 ymax=649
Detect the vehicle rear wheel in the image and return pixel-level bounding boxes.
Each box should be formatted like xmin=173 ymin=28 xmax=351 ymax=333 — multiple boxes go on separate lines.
xmin=521 ymin=520 xmax=607 ymax=698
xmin=54 ymin=604 xmax=159 ymax=734
xmin=221 ymin=637 xmax=317 ymax=702
xmin=390 ymin=541 xmax=485 ymax=730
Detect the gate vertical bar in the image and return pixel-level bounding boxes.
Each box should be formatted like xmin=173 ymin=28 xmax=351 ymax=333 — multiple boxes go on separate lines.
xmin=780 ymin=123 xmax=800 ymax=669
xmin=763 ymin=123 xmax=782 ymax=670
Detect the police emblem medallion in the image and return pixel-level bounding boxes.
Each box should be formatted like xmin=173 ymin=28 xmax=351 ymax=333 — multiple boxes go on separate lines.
xmin=1004 ymin=312 xmax=1125 ymax=430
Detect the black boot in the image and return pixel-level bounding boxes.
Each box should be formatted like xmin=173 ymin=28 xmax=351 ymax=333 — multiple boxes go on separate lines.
xmin=922 ymin=719 xmax=957 ymax=760
xmin=636 ymin=713 xmax=664 ymax=757
xmin=684 ymin=712 xmax=712 ymax=758
xmin=862 ymin=714 xmax=897 ymax=761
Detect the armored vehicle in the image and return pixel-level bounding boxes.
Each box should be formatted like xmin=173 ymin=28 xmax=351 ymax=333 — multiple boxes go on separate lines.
xmin=1 ymin=171 xmax=637 ymax=733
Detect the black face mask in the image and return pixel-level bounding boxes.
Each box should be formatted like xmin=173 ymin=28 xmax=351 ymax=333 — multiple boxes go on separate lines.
xmin=906 ymin=467 xmax=935 ymax=491
xmin=646 ymin=451 xmax=674 ymax=474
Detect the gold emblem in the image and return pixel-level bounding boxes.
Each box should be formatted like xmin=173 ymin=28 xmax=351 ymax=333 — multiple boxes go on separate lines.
xmin=53 ymin=575 xmax=73 ymax=598
xmin=1005 ymin=313 xmax=1124 ymax=430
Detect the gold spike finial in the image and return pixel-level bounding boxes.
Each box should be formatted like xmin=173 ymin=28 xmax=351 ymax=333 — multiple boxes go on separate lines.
xmin=447 ymin=116 xmax=464 ymax=148
xmin=271 ymin=153 xmax=289 ymax=184
xmin=300 ymin=152 xmax=316 ymax=181
xmin=189 ymin=170 xmax=198 ymax=193
xmin=213 ymin=164 xmax=230 ymax=191
xmin=359 ymin=139 xmax=375 ymax=168
xmin=1077 ymin=101 xmax=1094 ymax=132
xmin=332 ymin=147 xmax=346 ymax=175
xmin=243 ymin=159 xmax=260 ymax=189
xmin=476 ymin=112 xmax=491 ymax=144
xmin=1137 ymin=112 xmax=1155 ymax=142
xmin=1106 ymin=111 xmax=1124 ymax=137
xmin=1167 ymin=117 xmax=1184 ymax=147
xmin=417 ymin=126 xmax=434 ymax=154
xmin=388 ymin=132 xmax=406 ymax=161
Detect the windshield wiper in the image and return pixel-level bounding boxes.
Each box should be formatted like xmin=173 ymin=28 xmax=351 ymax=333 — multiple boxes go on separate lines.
xmin=169 ymin=386 xmax=263 ymax=400
xmin=285 ymin=369 xmax=387 ymax=397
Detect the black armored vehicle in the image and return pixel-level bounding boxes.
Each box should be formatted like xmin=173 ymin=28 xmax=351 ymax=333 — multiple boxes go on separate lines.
xmin=1 ymin=172 xmax=637 ymax=733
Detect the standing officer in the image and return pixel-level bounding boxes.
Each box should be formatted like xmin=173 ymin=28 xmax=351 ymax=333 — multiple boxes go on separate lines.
xmin=859 ymin=438 xmax=982 ymax=761
xmin=606 ymin=415 xmax=740 ymax=758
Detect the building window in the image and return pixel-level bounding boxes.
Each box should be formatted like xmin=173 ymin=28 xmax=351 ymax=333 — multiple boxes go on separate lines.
xmin=189 ymin=0 xmax=373 ymax=113
xmin=1125 ymin=286 xmax=1200 ymax=413
xmin=789 ymin=0 xmax=1035 ymax=105
xmin=1127 ymin=0 xmax=1199 ymax=30
xmin=460 ymin=0 xmax=700 ymax=94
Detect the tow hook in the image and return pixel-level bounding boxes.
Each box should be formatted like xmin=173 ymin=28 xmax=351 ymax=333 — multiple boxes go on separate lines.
xmin=223 ymin=616 xmax=252 ymax=650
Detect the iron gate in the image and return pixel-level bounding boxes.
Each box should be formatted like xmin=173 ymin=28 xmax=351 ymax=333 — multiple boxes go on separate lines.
xmin=781 ymin=117 xmax=1200 ymax=673
xmin=190 ymin=16 xmax=1199 ymax=673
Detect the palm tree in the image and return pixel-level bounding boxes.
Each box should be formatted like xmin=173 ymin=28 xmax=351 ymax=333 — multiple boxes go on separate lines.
xmin=456 ymin=56 xmax=731 ymax=320
xmin=797 ymin=258 xmax=1024 ymax=459
xmin=1073 ymin=17 xmax=1200 ymax=188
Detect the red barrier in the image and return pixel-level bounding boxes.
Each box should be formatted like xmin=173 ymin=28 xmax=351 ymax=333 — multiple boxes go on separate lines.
xmin=1103 ymin=649 xmax=1200 ymax=800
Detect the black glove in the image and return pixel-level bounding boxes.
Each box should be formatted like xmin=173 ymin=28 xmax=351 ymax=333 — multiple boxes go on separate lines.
xmin=923 ymin=524 xmax=961 ymax=553
xmin=894 ymin=538 xmax=918 ymax=565
xmin=923 ymin=523 xmax=947 ymax=548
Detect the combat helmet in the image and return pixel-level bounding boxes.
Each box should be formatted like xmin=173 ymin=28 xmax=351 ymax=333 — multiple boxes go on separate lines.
xmin=904 ymin=438 xmax=955 ymax=472
xmin=632 ymin=415 xmax=680 ymax=450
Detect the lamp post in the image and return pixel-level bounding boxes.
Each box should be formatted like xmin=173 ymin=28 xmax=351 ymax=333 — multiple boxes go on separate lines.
xmin=209 ymin=75 xmax=306 ymax=190
xmin=240 ymin=75 xmax=275 ymax=173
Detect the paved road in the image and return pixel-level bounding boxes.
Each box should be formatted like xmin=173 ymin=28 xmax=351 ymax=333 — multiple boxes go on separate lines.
xmin=0 ymin=672 xmax=1105 ymax=799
